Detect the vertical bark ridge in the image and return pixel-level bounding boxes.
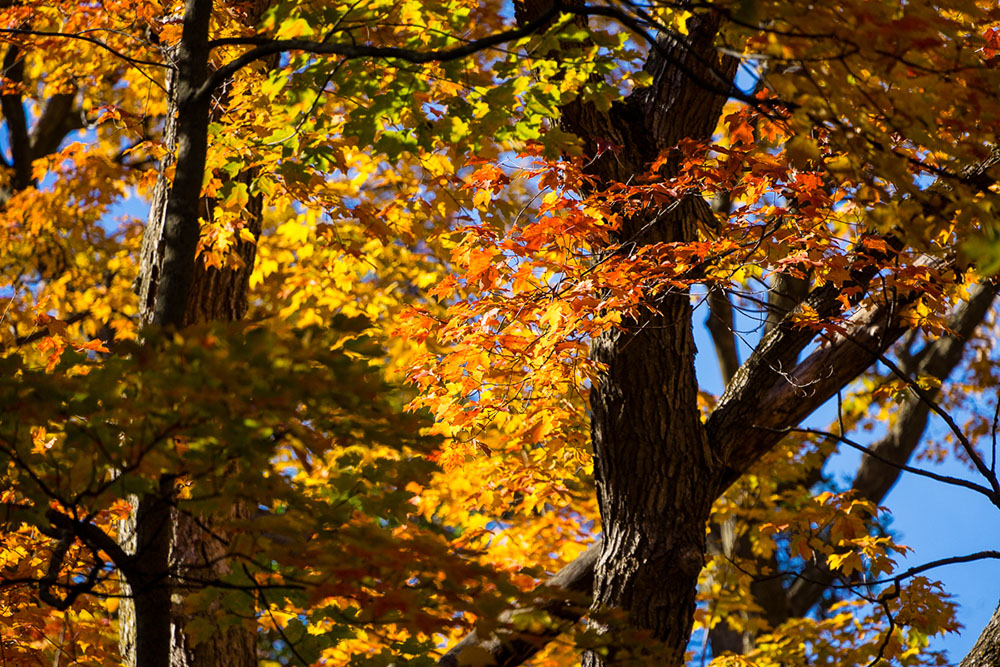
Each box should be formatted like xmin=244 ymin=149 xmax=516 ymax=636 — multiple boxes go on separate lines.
xmin=566 ymin=11 xmax=737 ymax=665
xmin=123 ymin=1 xmax=272 ymax=665
xmin=509 ymin=2 xmax=738 ymax=662
xmin=960 ymin=601 xmax=1000 ymax=667
xmin=586 ymin=201 xmax=721 ymax=666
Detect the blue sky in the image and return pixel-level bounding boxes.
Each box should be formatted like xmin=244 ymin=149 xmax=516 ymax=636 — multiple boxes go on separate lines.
xmin=86 ymin=123 xmax=999 ymax=667
xmin=690 ymin=285 xmax=1000 ymax=662
xmin=7 ymin=25 xmax=996 ymax=663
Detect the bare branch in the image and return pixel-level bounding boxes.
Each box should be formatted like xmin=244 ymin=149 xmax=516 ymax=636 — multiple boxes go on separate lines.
xmin=705 ymin=287 xmax=740 ymax=387
xmin=782 ymin=281 xmax=998 ymax=616
xmin=876 ymin=349 xmax=1000 ymax=501
xmin=0 ymin=27 xmax=170 ymax=73
xmin=853 ymin=281 xmax=998 ymax=503
xmin=438 ymin=542 xmax=599 ymax=667
xmin=777 ymin=426 xmax=999 ymax=506
xmin=1 ymin=45 xmax=32 ymax=190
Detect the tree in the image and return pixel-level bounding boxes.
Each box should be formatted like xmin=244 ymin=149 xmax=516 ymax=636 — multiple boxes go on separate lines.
xmin=1 ymin=0 xmax=1000 ymax=666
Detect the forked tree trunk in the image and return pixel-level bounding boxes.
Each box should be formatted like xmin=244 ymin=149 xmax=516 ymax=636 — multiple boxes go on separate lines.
xmin=512 ymin=2 xmax=738 ymax=662
xmin=440 ymin=11 xmax=1000 ymax=659
xmin=533 ymin=6 xmax=736 ymax=663
xmin=119 ymin=1 xmax=266 ymax=665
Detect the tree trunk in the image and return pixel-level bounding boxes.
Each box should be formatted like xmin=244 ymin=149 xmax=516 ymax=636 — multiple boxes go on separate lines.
xmin=450 ymin=7 xmax=999 ymax=666
xmin=120 ymin=1 xmax=265 ymax=665
xmin=960 ymin=601 xmax=1000 ymax=667
xmin=587 ymin=239 xmax=718 ymax=664
xmin=556 ymin=11 xmax=736 ymax=665
xmin=513 ymin=3 xmax=737 ymax=663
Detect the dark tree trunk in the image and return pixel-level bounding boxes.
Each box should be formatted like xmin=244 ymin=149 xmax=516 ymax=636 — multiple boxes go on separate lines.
xmin=961 ymin=601 xmax=1000 ymax=667
xmin=587 ymin=261 xmax=719 ymax=664
xmin=442 ymin=7 xmax=1000 ymax=667
xmin=552 ymin=10 xmax=737 ymax=664
xmin=121 ymin=1 xmax=266 ymax=665
xmin=511 ymin=3 xmax=737 ymax=663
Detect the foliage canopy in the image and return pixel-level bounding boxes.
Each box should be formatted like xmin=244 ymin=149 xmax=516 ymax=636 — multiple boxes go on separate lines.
xmin=1 ymin=0 xmax=1000 ymax=666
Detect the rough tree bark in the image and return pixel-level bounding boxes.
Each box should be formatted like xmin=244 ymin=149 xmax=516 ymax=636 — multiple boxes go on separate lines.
xmin=517 ymin=2 xmax=743 ymax=662
xmin=961 ymin=601 xmax=1000 ymax=667
xmin=532 ymin=8 xmax=736 ymax=663
xmin=442 ymin=2 xmax=735 ymax=659
xmin=704 ymin=280 xmax=999 ymax=655
xmin=441 ymin=4 xmax=1000 ymax=666
xmin=119 ymin=1 xmax=266 ymax=665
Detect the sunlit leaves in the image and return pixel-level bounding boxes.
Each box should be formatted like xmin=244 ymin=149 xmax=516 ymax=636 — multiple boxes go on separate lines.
xmin=1 ymin=0 xmax=999 ymax=664
xmin=1 ymin=323 xmax=513 ymax=662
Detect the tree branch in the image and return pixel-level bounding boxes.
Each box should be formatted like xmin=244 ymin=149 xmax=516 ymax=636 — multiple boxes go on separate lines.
xmin=779 ymin=427 xmax=998 ymax=506
xmin=705 ymin=287 xmax=740 ymax=387
xmin=0 ymin=27 xmax=170 ymax=72
xmin=30 ymin=92 xmax=83 ymax=158
xmin=853 ymin=281 xmax=998 ymax=503
xmin=709 ymin=142 xmax=1000 ymax=475
xmin=1 ymin=45 xmax=32 ymax=191
xmin=45 ymin=509 xmax=135 ymax=576
xmin=1 ymin=503 xmax=138 ymax=586
xmin=198 ymin=2 xmax=760 ymax=114
xmin=781 ymin=281 xmax=999 ymax=616
xmin=711 ymin=252 xmax=948 ymax=480
xmin=438 ymin=542 xmax=599 ymax=667
xmin=198 ymin=2 xmax=570 ymax=105
xmin=763 ymin=272 xmax=810 ymax=337
xmin=876 ymin=349 xmax=1000 ymax=501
